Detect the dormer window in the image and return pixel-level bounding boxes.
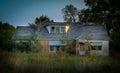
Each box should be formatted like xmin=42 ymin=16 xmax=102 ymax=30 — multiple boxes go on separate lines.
xmin=56 ymin=26 xmax=60 ymax=33
xmin=50 ymin=26 xmax=66 ymax=33
xmin=61 ymin=26 xmax=65 ymax=33
xmin=51 ymin=26 xmax=55 ymax=33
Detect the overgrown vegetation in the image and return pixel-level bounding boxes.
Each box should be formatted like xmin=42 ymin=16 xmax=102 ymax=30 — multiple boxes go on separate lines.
xmin=0 ymin=51 xmax=120 ymax=73
xmin=62 ymin=0 xmax=120 ymax=50
xmin=0 ymin=21 xmax=15 ymax=51
xmin=15 ymin=33 xmax=41 ymax=53
xmin=78 ymin=0 xmax=120 ymax=50
xmin=60 ymin=34 xmax=76 ymax=54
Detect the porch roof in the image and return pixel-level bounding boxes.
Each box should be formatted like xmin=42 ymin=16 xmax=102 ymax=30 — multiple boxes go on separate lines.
xmin=49 ymin=41 xmax=66 ymax=46
xmin=91 ymin=42 xmax=103 ymax=46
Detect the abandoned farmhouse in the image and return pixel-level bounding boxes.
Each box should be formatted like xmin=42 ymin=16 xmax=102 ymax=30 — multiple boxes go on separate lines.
xmin=12 ymin=22 xmax=109 ymax=55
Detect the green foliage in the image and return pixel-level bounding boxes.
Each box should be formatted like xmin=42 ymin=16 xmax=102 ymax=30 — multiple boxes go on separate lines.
xmin=60 ymin=34 xmax=67 ymax=44
xmin=28 ymin=23 xmax=36 ymax=27
xmin=39 ymin=15 xmax=50 ymax=22
xmin=79 ymin=0 xmax=120 ymax=49
xmin=35 ymin=15 xmax=53 ymax=25
xmin=16 ymin=33 xmax=40 ymax=53
xmin=110 ymin=31 xmax=120 ymax=50
xmin=62 ymin=4 xmax=78 ymax=22
xmin=0 ymin=21 xmax=15 ymax=51
xmin=0 ymin=51 xmax=120 ymax=73
xmin=80 ymin=0 xmax=120 ymax=32
xmin=60 ymin=34 xmax=74 ymax=54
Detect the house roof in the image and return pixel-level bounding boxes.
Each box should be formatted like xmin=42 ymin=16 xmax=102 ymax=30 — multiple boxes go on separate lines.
xmin=79 ymin=25 xmax=110 ymax=40
xmin=12 ymin=26 xmax=35 ymax=40
xmin=12 ymin=22 xmax=110 ymax=41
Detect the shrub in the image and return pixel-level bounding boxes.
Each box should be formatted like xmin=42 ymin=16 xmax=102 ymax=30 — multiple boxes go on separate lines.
xmin=15 ymin=33 xmax=41 ymax=53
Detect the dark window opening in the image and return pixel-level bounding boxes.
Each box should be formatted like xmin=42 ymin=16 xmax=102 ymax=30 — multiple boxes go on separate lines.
xmin=52 ymin=27 xmax=55 ymax=29
xmin=51 ymin=26 xmax=55 ymax=33
xmin=50 ymin=46 xmax=56 ymax=52
xmin=91 ymin=46 xmax=102 ymax=50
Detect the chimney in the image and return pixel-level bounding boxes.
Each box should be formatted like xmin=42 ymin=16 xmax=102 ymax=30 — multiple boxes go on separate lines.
xmin=37 ymin=23 xmax=41 ymax=32
xmin=37 ymin=19 xmax=41 ymax=32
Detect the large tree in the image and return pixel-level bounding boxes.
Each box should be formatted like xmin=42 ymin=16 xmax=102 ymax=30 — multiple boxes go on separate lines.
xmin=79 ymin=0 xmax=120 ymax=33
xmin=0 ymin=21 xmax=15 ymax=50
xmin=35 ymin=15 xmax=53 ymax=25
xmin=62 ymin=4 xmax=78 ymax=23
xmin=79 ymin=0 xmax=120 ymax=49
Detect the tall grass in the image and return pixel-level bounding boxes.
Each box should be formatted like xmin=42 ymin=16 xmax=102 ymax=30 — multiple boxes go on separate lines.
xmin=0 ymin=51 xmax=120 ymax=73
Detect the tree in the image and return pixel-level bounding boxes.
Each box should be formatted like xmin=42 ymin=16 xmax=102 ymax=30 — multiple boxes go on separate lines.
xmin=35 ymin=15 xmax=52 ymax=25
xmin=60 ymin=34 xmax=76 ymax=54
xmin=79 ymin=0 xmax=120 ymax=32
xmin=35 ymin=17 xmax=41 ymax=25
xmin=79 ymin=0 xmax=120 ymax=49
xmin=62 ymin=4 xmax=78 ymax=23
xmin=78 ymin=8 xmax=92 ymax=23
xmin=28 ymin=23 xmax=36 ymax=27
xmin=38 ymin=15 xmax=50 ymax=22
xmin=16 ymin=33 xmax=41 ymax=52
xmin=0 ymin=21 xmax=15 ymax=51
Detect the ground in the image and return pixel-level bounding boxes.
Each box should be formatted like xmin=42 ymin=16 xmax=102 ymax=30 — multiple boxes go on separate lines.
xmin=0 ymin=49 xmax=120 ymax=73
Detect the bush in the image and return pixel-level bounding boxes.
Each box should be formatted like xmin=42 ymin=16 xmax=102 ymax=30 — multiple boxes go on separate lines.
xmin=15 ymin=33 xmax=41 ymax=53
xmin=0 ymin=51 xmax=120 ymax=73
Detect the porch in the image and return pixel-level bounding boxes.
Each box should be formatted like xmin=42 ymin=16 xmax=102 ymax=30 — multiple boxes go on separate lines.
xmin=76 ymin=39 xmax=103 ymax=55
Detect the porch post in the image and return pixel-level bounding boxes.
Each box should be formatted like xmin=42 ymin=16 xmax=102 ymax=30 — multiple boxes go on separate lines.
xmin=76 ymin=41 xmax=77 ymax=55
xmin=76 ymin=41 xmax=79 ymax=55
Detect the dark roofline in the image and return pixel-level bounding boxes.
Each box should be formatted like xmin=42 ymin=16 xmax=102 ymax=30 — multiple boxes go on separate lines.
xmin=17 ymin=26 xmax=32 ymax=28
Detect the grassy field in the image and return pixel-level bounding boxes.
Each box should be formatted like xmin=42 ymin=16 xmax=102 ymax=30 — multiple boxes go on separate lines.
xmin=0 ymin=50 xmax=120 ymax=73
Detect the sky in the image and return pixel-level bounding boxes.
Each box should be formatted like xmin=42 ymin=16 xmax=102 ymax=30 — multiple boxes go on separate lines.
xmin=0 ymin=0 xmax=86 ymax=26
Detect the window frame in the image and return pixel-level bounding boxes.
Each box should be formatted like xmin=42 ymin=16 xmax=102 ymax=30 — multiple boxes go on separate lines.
xmin=50 ymin=26 xmax=66 ymax=33
xmin=51 ymin=26 xmax=55 ymax=33
xmin=49 ymin=46 xmax=56 ymax=52
xmin=91 ymin=46 xmax=102 ymax=50
xmin=90 ymin=42 xmax=102 ymax=50
xmin=55 ymin=26 xmax=60 ymax=33
xmin=60 ymin=26 xmax=65 ymax=33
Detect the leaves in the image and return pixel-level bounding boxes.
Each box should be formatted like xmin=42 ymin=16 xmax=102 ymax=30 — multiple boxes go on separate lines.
xmin=35 ymin=15 xmax=52 ymax=25
xmin=0 ymin=21 xmax=15 ymax=50
xmin=81 ymin=0 xmax=120 ymax=49
xmin=62 ymin=4 xmax=78 ymax=22
xmin=17 ymin=33 xmax=40 ymax=53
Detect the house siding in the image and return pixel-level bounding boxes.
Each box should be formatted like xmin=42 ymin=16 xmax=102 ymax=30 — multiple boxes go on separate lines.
xmin=89 ymin=40 xmax=109 ymax=56
xmin=39 ymin=40 xmax=49 ymax=52
xmin=13 ymin=23 xmax=109 ymax=56
xmin=102 ymin=41 xmax=109 ymax=56
xmin=39 ymin=40 xmax=76 ymax=53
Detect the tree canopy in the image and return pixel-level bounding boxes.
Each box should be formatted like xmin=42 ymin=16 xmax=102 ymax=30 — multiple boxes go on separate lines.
xmin=62 ymin=4 xmax=78 ymax=23
xmin=78 ymin=0 xmax=120 ymax=49
xmin=35 ymin=15 xmax=53 ymax=25
xmin=79 ymin=0 xmax=120 ymax=33
xmin=0 ymin=21 xmax=15 ymax=50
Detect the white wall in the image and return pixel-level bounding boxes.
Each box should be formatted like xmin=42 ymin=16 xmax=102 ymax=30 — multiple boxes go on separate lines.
xmin=46 ymin=25 xmax=51 ymax=33
xmin=88 ymin=40 xmax=109 ymax=56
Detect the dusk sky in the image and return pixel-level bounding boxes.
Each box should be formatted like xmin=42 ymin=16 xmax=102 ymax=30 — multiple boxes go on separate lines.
xmin=0 ymin=0 xmax=86 ymax=26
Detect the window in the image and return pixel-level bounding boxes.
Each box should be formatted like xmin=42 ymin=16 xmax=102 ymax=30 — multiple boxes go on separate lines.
xmin=50 ymin=46 xmax=56 ymax=52
xmin=56 ymin=26 xmax=60 ymax=33
xmin=49 ymin=46 xmax=62 ymax=52
xmin=90 ymin=42 xmax=102 ymax=50
xmin=51 ymin=26 xmax=55 ymax=33
xmin=50 ymin=26 xmax=66 ymax=33
xmin=61 ymin=26 xmax=65 ymax=33
xmin=91 ymin=46 xmax=102 ymax=50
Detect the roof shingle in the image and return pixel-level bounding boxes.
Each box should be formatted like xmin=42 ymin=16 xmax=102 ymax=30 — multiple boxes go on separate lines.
xmin=12 ymin=22 xmax=109 ymax=40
